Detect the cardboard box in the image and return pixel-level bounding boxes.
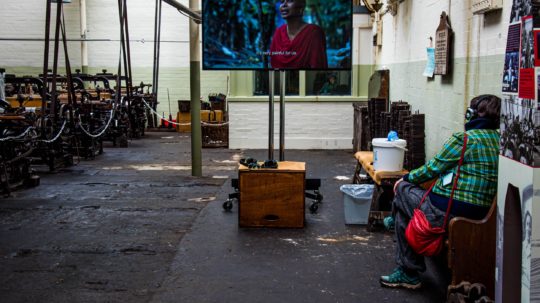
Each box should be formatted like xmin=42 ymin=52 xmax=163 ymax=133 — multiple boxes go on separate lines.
xmin=176 ymin=110 xmax=224 ymax=132
xmin=176 ymin=112 xmax=191 ymax=132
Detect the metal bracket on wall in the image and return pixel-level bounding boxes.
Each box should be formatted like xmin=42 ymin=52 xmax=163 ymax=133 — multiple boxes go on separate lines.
xmin=384 ymin=0 xmax=400 ymax=16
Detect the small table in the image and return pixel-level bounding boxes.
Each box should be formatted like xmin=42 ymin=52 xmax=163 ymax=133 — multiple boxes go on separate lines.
xmin=238 ymin=161 xmax=306 ymax=228
xmin=353 ymin=151 xmax=408 ymax=230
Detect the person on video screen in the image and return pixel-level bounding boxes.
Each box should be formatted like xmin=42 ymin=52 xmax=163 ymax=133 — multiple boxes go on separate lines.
xmin=318 ymin=73 xmax=338 ymax=95
xmin=270 ymin=0 xmax=328 ymax=69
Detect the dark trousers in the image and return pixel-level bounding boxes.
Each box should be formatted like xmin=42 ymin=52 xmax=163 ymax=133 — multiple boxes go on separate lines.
xmin=392 ymin=181 xmax=453 ymax=273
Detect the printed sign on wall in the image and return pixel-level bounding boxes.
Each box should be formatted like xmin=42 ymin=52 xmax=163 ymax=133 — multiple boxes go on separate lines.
xmin=503 ymin=1 xmax=540 ymax=169
xmin=503 ymin=23 xmax=522 ymax=93
xmin=434 ymin=12 xmax=452 ymax=75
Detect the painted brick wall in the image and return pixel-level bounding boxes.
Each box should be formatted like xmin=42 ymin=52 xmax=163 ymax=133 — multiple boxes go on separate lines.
xmin=2 ymin=1 xmax=364 ymax=150
xmin=227 ymin=14 xmax=373 ymax=150
xmin=375 ymin=0 xmax=510 ymax=158
xmin=0 ymin=0 xmax=228 ymax=115
xmin=229 ymin=102 xmax=355 ymax=150
xmin=0 ymin=0 xmax=189 ymax=68
xmin=85 ymin=0 xmax=190 ymax=68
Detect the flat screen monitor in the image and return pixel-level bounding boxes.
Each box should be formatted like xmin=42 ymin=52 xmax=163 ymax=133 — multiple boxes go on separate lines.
xmin=202 ymin=0 xmax=352 ymax=70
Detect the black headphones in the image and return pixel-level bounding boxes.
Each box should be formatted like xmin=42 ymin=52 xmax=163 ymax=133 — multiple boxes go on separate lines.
xmin=262 ymin=159 xmax=278 ymax=169
xmin=239 ymin=158 xmax=278 ymax=169
xmin=239 ymin=157 xmax=260 ymax=169
xmin=466 ymin=95 xmax=491 ymax=121
xmin=465 ymin=107 xmax=477 ymax=121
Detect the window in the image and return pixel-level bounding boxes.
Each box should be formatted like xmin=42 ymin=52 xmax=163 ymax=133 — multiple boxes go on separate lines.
xmin=253 ymin=70 xmax=351 ymax=96
xmin=306 ymin=71 xmax=351 ymax=96
xmin=253 ymin=71 xmax=299 ymax=96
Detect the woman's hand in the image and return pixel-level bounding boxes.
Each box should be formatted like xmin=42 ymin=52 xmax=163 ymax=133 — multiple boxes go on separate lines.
xmin=393 ymin=178 xmax=404 ymax=194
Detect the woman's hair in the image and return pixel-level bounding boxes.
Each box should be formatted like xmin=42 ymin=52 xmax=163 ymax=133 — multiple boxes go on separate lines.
xmin=282 ymin=0 xmax=306 ymax=8
xmin=470 ymin=94 xmax=501 ymax=124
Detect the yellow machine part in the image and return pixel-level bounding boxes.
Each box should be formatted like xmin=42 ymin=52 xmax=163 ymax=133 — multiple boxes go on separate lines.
xmin=6 ymin=95 xmax=43 ymax=108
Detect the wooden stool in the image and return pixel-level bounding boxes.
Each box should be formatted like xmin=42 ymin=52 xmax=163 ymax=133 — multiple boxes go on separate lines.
xmin=353 ymin=151 xmax=408 ymax=230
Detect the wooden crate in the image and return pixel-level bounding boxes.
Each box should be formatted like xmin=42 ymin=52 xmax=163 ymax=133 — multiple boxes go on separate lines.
xmin=202 ymin=122 xmax=228 ymax=148
xmin=176 ymin=110 xmax=224 ymax=133
xmin=239 ymin=161 xmax=305 ymax=228
xmin=178 ymin=100 xmax=190 ymax=113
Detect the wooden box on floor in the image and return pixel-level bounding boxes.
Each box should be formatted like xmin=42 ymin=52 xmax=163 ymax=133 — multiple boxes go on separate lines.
xmin=239 ymin=161 xmax=305 ymax=228
xmin=202 ymin=123 xmax=228 ymax=148
xmin=176 ymin=110 xmax=223 ymax=133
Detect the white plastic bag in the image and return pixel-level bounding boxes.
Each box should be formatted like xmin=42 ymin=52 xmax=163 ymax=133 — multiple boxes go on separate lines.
xmin=339 ymin=184 xmax=374 ymax=199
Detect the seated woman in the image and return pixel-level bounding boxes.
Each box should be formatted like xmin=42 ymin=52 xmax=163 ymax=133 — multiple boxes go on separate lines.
xmin=380 ymin=94 xmax=501 ymax=289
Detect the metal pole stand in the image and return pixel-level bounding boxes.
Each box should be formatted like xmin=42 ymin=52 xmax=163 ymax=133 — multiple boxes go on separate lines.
xmin=223 ymin=70 xmax=323 ymax=213
xmin=268 ymin=70 xmax=275 ymax=160
xmin=279 ymin=70 xmax=285 ymax=161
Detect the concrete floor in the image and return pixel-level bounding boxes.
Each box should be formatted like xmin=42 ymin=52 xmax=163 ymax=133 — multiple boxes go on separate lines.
xmin=0 ymin=132 xmax=447 ymax=302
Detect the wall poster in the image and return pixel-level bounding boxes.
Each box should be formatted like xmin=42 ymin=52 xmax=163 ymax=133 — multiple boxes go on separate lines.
xmin=534 ymin=30 xmax=540 ymax=66
xmin=520 ymin=17 xmax=536 ymax=99
xmin=520 ymin=69 xmax=536 ymax=99
xmin=500 ymin=95 xmax=539 ymax=166
xmin=504 ymin=23 xmax=522 ymax=93
xmin=522 ymin=17 xmax=535 ymax=69
xmin=423 ymin=47 xmax=435 ymax=77
xmin=498 ymin=1 xmax=540 ymax=302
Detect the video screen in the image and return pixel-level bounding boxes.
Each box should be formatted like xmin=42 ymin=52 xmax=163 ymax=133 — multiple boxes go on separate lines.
xmin=202 ymin=0 xmax=352 ymax=70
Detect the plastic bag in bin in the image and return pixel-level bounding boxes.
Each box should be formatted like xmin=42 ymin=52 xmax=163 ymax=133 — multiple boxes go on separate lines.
xmin=339 ymin=184 xmax=374 ymax=199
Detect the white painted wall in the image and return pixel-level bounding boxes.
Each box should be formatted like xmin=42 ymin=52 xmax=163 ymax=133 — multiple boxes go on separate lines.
xmin=0 ymin=1 xmax=515 ymax=153
xmin=377 ymin=0 xmax=508 ymax=62
xmin=85 ymin=0 xmax=190 ymax=68
xmin=0 ymin=1 xmax=81 ymax=67
xmin=354 ymin=14 xmax=373 ymax=66
xmin=229 ymin=102 xmax=354 ymax=149
xmin=0 ymin=0 xmax=189 ymax=68
xmin=0 ymin=0 xmax=228 ymax=115
xmin=0 ymin=2 xmax=371 ymax=150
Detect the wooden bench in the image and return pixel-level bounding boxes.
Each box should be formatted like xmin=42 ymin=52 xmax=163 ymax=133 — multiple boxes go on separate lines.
xmin=417 ymin=180 xmax=497 ymax=298
xmin=353 ymin=151 xmax=408 ymax=230
xmin=447 ymin=197 xmax=497 ymax=298
xmin=353 ymin=151 xmax=409 ymax=185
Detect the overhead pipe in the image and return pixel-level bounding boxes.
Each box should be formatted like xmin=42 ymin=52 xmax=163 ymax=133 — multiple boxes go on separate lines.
xmin=163 ymin=0 xmax=201 ymax=22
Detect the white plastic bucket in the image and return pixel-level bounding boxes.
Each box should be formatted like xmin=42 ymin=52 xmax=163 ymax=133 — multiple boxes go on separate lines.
xmin=372 ymin=138 xmax=407 ymax=171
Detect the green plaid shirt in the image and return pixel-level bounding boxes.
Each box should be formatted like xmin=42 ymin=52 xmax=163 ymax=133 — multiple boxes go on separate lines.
xmin=408 ymin=129 xmax=499 ymax=207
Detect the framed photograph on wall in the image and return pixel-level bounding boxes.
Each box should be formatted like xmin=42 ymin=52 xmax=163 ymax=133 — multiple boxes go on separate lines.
xmin=500 ymin=95 xmax=539 ymax=166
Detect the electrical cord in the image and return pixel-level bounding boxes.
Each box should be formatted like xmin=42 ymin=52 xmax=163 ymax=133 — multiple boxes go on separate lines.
xmin=141 ymin=98 xmax=229 ymax=127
